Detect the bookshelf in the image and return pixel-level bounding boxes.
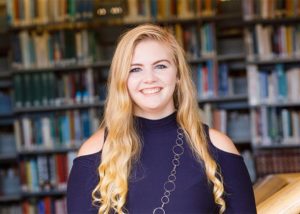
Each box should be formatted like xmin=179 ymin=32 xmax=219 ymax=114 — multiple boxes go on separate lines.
xmin=242 ymin=0 xmax=300 ymax=179
xmin=1 ymin=0 xmax=300 ymax=212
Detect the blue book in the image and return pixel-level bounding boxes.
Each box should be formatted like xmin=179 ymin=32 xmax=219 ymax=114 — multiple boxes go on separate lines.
xmin=218 ymin=63 xmax=229 ymax=97
xmin=259 ymin=71 xmax=268 ymax=100
xmin=275 ymin=64 xmax=287 ymax=101
xmin=30 ymin=158 xmax=39 ymax=192
xmin=61 ymin=114 xmax=71 ymax=145
xmin=81 ymin=110 xmax=90 ymax=140
xmin=34 ymin=116 xmax=43 ymax=146
xmin=38 ymin=199 xmax=45 ymax=214
xmin=150 ymin=0 xmax=158 ymax=18
xmin=206 ymin=60 xmax=214 ymax=97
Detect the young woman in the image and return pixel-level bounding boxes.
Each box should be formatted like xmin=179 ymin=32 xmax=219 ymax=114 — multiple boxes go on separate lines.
xmin=67 ymin=24 xmax=256 ymax=214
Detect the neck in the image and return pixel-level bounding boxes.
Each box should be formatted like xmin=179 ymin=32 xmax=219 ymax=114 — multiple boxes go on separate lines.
xmin=133 ymin=109 xmax=176 ymax=120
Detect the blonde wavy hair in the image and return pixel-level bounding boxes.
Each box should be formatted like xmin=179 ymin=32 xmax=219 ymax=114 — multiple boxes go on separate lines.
xmin=92 ymin=24 xmax=225 ymax=214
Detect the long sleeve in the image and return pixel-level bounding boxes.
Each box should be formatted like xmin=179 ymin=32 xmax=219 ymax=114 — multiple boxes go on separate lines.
xmin=219 ymin=153 xmax=257 ymax=214
xmin=66 ymin=153 xmax=100 ymax=214
xmin=203 ymin=123 xmax=257 ymax=214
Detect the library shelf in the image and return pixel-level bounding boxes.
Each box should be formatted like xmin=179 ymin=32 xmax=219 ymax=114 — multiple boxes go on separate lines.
xmin=0 ymin=195 xmax=21 ymax=203
xmin=12 ymin=60 xmax=111 ymax=74
xmin=250 ymin=102 xmax=300 ymax=108
xmin=21 ymin=189 xmax=66 ymax=198
xmin=243 ymin=16 xmax=300 ymax=25
xmin=188 ymin=57 xmax=214 ymax=64
xmin=233 ymin=139 xmax=252 ymax=145
xmin=13 ymin=101 xmax=105 ymax=114
xmin=0 ymin=118 xmax=13 ymax=126
xmin=217 ymin=53 xmax=246 ymax=61
xmin=198 ymin=94 xmax=248 ymax=104
xmin=0 ymin=153 xmax=18 ymax=162
xmin=0 ymin=72 xmax=11 ymax=78
xmin=247 ymin=57 xmax=300 ymax=65
xmin=0 ymin=112 xmax=14 ymax=118
xmin=253 ymin=144 xmax=300 ymax=150
xmin=0 ymin=80 xmax=12 ymax=88
xmin=18 ymin=145 xmax=80 ymax=155
xmin=8 ymin=13 xmax=243 ymax=32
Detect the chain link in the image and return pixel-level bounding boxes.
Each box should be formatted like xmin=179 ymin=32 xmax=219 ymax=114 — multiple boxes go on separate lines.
xmin=153 ymin=128 xmax=185 ymax=214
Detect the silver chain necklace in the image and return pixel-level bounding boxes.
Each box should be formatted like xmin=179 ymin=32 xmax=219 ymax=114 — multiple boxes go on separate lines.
xmin=153 ymin=128 xmax=185 ymax=214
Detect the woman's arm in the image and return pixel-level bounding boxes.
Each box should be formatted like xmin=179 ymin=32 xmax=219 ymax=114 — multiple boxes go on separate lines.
xmin=66 ymin=128 xmax=105 ymax=214
xmin=209 ymin=128 xmax=257 ymax=214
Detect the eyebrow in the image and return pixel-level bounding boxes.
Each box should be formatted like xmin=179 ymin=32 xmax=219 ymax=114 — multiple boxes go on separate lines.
xmin=131 ymin=59 xmax=171 ymax=67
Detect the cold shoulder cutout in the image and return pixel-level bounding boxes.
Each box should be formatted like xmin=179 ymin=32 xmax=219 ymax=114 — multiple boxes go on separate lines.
xmin=208 ymin=127 xmax=241 ymax=157
xmin=77 ymin=128 xmax=105 ymax=158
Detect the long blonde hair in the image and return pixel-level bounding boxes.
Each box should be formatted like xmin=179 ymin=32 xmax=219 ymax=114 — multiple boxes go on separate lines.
xmin=92 ymin=24 xmax=225 ymax=214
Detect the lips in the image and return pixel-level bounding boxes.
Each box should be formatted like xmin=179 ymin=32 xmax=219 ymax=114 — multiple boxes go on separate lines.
xmin=140 ymin=87 xmax=162 ymax=95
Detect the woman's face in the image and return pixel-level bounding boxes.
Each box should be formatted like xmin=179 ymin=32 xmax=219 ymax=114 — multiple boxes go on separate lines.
xmin=127 ymin=39 xmax=178 ymax=119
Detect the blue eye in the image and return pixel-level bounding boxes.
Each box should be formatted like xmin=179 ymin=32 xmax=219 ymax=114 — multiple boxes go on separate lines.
xmin=130 ymin=67 xmax=141 ymax=73
xmin=156 ymin=64 xmax=167 ymax=69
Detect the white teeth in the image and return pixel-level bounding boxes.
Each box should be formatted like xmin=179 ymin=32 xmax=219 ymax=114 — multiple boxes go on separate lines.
xmin=141 ymin=88 xmax=161 ymax=94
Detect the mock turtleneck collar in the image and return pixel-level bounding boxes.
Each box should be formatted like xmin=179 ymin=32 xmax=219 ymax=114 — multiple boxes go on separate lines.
xmin=134 ymin=111 xmax=178 ymax=132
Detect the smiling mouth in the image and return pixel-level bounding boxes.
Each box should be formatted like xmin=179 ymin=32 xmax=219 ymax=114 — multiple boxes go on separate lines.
xmin=141 ymin=87 xmax=162 ymax=95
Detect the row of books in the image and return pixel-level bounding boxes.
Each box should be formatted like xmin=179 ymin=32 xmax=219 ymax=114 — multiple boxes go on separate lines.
xmin=11 ymin=29 xmax=104 ymax=69
xmin=13 ymin=70 xmax=107 ymax=108
xmin=255 ymin=149 xmax=300 ymax=177
xmin=11 ymin=23 xmax=216 ymax=70
xmin=19 ymin=153 xmax=75 ymax=193
xmin=201 ymin=104 xmax=251 ymax=142
xmin=125 ymin=0 xmax=220 ymax=22
xmin=247 ymin=65 xmax=300 ymax=105
xmin=6 ymin=0 xmax=226 ymax=27
xmin=22 ymin=197 xmax=66 ymax=214
xmin=251 ymin=107 xmax=300 ymax=146
xmin=244 ymin=24 xmax=300 ymax=60
xmin=6 ymin=0 xmax=93 ymax=26
xmin=167 ymin=23 xmax=215 ymax=59
xmin=192 ymin=62 xmax=248 ymax=99
xmin=0 ymin=197 xmax=66 ymax=214
xmin=14 ymin=109 xmax=99 ymax=151
xmin=243 ymin=0 xmax=300 ymax=20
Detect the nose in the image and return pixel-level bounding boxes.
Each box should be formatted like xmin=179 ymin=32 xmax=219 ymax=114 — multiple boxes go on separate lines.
xmin=143 ymin=68 xmax=156 ymax=83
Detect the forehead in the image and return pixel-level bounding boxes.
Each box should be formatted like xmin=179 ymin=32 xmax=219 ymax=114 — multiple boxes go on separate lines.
xmin=131 ymin=40 xmax=173 ymax=63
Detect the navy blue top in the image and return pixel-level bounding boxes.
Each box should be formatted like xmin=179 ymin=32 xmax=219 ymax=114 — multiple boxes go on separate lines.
xmin=67 ymin=112 xmax=256 ymax=214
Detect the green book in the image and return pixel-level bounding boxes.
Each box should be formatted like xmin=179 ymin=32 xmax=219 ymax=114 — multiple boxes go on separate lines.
xmin=47 ymin=72 xmax=56 ymax=106
xmin=41 ymin=72 xmax=49 ymax=106
xmin=24 ymin=73 xmax=33 ymax=107
xmin=13 ymin=75 xmax=24 ymax=108
xmin=32 ymin=73 xmax=42 ymax=106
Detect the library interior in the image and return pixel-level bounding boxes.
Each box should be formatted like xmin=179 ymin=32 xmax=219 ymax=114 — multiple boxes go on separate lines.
xmin=0 ymin=0 xmax=300 ymax=213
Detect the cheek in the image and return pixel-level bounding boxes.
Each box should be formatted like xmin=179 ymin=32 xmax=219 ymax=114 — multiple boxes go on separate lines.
xmin=127 ymin=76 xmax=138 ymax=95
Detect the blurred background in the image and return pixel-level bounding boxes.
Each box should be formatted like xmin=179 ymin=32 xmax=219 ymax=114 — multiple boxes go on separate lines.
xmin=0 ymin=0 xmax=300 ymax=213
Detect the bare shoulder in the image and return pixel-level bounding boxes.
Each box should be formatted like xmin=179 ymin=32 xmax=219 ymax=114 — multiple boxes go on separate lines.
xmin=208 ymin=128 xmax=240 ymax=156
xmin=77 ymin=128 xmax=105 ymax=157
